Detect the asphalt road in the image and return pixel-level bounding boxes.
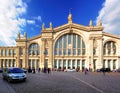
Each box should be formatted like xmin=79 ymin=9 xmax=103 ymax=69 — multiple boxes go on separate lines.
xmin=0 ymin=72 xmax=120 ymax=93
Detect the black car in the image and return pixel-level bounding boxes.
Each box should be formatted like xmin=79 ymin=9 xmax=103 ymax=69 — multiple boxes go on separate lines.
xmin=97 ymin=68 xmax=111 ymax=72
xmin=0 ymin=68 xmax=3 ymax=73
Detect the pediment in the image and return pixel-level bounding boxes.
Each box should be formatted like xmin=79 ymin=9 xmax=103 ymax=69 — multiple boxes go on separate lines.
xmin=53 ymin=23 xmax=103 ymax=32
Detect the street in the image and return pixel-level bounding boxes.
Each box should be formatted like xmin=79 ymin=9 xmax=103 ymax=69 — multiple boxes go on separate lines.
xmin=0 ymin=72 xmax=120 ymax=93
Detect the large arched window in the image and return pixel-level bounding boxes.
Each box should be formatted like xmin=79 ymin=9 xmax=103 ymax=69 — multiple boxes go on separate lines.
xmin=29 ymin=43 xmax=40 ymax=55
xmin=103 ymin=41 xmax=116 ymax=55
xmin=54 ymin=34 xmax=86 ymax=56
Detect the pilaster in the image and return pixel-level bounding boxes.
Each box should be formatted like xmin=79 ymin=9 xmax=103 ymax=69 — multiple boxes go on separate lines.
xmin=98 ymin=38 xmax=103 ymax=69
xmin=41 ymin=39 xmax=45 ymax=68
xmin=48 ymin=39 xmax=53 ymax=68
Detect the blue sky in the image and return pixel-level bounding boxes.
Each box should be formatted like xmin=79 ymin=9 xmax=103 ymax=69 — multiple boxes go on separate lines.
xmin=0 ymin=0 xmax=120 ymax=46
xmin=25 ymin=0 xmax=104 ymax=37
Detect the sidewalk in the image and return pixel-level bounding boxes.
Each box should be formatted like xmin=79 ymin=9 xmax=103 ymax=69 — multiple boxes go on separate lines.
xmin=0 ymin=74 xmax=16 ymax=93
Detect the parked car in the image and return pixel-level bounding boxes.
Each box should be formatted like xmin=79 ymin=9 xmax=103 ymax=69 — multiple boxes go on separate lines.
xmin=22 ymin=68 xmax=27 ymax=73
xmin=0 ymin=68 xmax=3 ymax=73
xmin=116 ymin=68 xmax=120 ymax=72
xmin=97 ymin=68 xmax=111 ymax=72
xmin=67 ymin=69 xmax=76 ymax=72
xmin=2 ymin=67 xmax=27 ymax=82
xmin=27 ymin=68 xmax=32 ymax=73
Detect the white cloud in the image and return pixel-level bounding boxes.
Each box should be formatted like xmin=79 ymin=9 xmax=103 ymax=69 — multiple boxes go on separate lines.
xmin=96 ymin=0 xmax=120 ymax=35
xmin=27 ymin=20 xmax=35 ymax=24
xmin=0 ymin=0 xmax=27 ymax=46
xmin=33 ymin=16 xmax=42 ymax=22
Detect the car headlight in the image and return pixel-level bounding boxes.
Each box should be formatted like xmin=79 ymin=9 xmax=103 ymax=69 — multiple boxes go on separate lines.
xmin=8 ymin=74 xmax=15 ymax=78
xmin=22 ymin=73 xmax=27 ymax=77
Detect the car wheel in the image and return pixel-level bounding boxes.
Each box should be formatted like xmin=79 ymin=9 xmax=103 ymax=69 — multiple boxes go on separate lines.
xmin=3 ymin=76 xmax=5 ymax=80
xmin=7 ymin=78 xmax=12 ymax=83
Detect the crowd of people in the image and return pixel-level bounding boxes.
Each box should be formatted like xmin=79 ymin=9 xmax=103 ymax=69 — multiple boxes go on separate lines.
xmin=27 ymin=67 xmax=51 ymax=74
xmin=26 ymin=67 xmax=108 ymax=75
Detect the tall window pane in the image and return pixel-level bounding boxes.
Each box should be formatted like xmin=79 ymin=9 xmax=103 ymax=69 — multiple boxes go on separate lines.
xmin=73 ymin=35 xmax=76 ymax=48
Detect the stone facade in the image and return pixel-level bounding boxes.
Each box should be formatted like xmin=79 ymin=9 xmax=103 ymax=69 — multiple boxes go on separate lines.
xmin=0 ymin=14 xmax=120 ymax=71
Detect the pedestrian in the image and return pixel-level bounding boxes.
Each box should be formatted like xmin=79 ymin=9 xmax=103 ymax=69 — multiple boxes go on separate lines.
xmin=38 ymin=68 xmax=41 ymax=73
xmin=32 ymin=67 xmax=35 ymax=74
xmin=48 ymin=68 xmax=51 ymax=74
xmin=103 ymin=68 xmax=106 ymax=76
xmin=44 ymin=67 xmax=47 ymax=73
xmin=85 ymin=68 xmax=88 ymax=75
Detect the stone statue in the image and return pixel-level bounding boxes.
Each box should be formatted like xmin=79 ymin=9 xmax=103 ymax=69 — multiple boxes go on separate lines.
xmin=97 ymin=20 xmax=102 ymax=26
xmin=50 ymin=22 xmax=52 ymax=29
xmin=18 ymin=32 xmax=20 ymax=39
xmin=68 ymin=13 xmax=72 ymax=23
xmin=24 ymin=32 xmax=27 ymax=38
xmin=42 ymin=23 xmax=45 ymax=30
xmin=89 ymin=20 xmax=93 ymax=27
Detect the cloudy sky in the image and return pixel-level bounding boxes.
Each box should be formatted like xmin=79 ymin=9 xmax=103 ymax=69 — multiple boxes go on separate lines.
xmin=0 ymin=0 xmax=120 ymax=46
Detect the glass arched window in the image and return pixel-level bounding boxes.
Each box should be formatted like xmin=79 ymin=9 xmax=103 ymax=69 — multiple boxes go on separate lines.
xmin=29 ymin=43 xmax=40 ymax=55
xmin=54 ymin=34 xmax=86 ymax=56
xmin=103 ymin=41 xmax=116 ymax=55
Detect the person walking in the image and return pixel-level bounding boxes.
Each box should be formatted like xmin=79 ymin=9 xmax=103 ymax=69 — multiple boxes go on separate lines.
xmin=85 ymin=68 xmax=88 ymax=75
xmin=103 ymin=68 xmax=106 ymax=76
xmin=38 ymin=68 xmax=41 ymax=73
xmin=32 ymin=67 xmax=36 ymax=74
xmin=48 ymin=68 xmax=50 ymax=74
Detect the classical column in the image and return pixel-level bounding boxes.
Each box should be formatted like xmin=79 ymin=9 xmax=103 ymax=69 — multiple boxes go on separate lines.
xmin=8 ymin=59 xmax=9 ymax=67
xmin=35 ymin=59 xmax=36 ymax=69
xmin=3 ymin=59 xmax=5 ymax=68
xmin=105 ymin=60 xmax=108 ymax=68
xmin=110 ymin=60 xmax=113 ymax=70
xmin=66 ymin=59 xmax=68 ymax=69
xmin=116 ymin=60 xmax=119 ymax=69
xmin=61 ymin=59 xmax=63 ymax=69
xmin=79 ymin=60 xmax=81 ymax=70
xmin=75 ymin=59 xmax=77 ymax=69
xmin=71 ymin=60 xmax=72 ymax=69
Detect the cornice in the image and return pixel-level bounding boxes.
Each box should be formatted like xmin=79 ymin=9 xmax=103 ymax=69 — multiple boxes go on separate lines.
xmin=27 ymin=35 xmax=41 ymax=41
xmin=0 ymin=46 xmax=17 ymax=48
xmin=103 ymin=32 xmax=120 ymax=39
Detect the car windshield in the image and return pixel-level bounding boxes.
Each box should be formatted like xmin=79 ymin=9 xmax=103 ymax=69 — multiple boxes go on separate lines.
xmin=10 ymin=68 xmax=23 ymax=73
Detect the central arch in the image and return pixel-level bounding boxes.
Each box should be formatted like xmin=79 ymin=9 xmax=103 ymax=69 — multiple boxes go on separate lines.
xmin=53 ymin=33 xmax=86 ymax=71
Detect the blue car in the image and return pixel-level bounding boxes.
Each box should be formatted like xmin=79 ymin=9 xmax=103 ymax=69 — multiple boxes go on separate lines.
xmin=2 ymin=68 xmax=27 ymax=82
